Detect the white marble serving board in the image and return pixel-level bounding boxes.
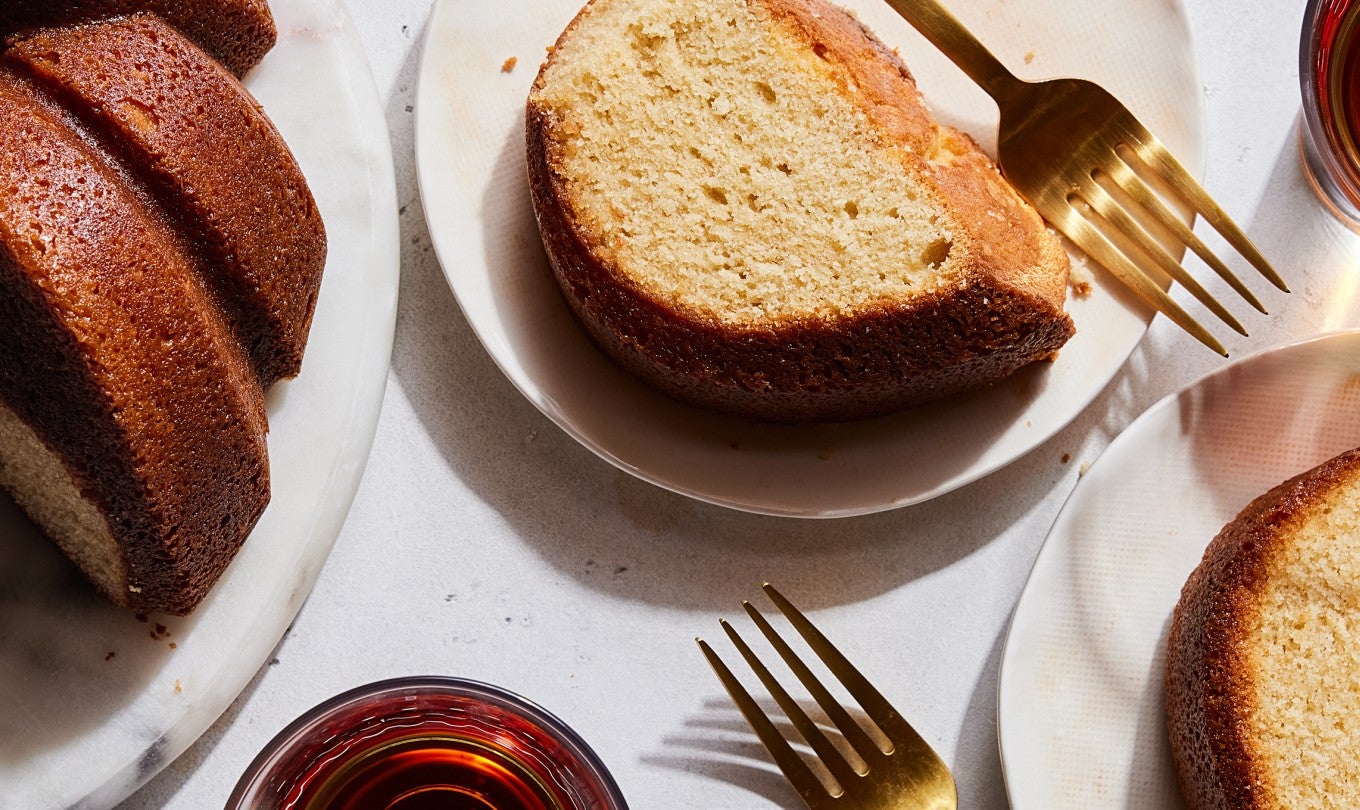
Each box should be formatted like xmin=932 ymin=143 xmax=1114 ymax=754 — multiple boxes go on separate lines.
xmin=0 ymin=1 xmax=399 ymax=807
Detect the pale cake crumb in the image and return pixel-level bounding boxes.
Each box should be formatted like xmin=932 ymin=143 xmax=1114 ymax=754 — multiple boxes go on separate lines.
xmin=531 ymin=0 xmax=967 ymax=326
xmin=1169 ymin=452 xmax=1360 ymax=807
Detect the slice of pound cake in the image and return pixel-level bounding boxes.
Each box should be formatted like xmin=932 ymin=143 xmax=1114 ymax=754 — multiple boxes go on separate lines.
xmin=0 ymin=0 xmax=276 ymax=77
xmin=527 ymin=0 xmax=1074 ymax=422
xmin=1165 ymin=447 xmax=1360 ymax=809
xmin=9 ymin=13 xmax=327 ymax=386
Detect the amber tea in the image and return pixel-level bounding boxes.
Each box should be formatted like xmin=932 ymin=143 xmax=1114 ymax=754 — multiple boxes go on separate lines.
xmin=1302 ymin=0 xmax=1360 ymax=226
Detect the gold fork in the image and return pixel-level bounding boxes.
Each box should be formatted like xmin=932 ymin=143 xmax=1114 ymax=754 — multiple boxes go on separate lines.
xmin=884 ymin=0 xmax=1288 ymax=356
xmin=697 ymin=584 xmax=957 ymax=810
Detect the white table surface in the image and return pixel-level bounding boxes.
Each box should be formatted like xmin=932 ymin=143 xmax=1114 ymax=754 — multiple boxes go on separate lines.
xmin=124 ymin=0 xmax=1359 ymax=807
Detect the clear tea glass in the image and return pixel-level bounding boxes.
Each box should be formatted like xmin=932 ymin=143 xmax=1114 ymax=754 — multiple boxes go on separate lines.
xmin=226 ymin=677 xmax=628 ymax=810
xmin=1301 ymin=0 xmax=1360 ymax=229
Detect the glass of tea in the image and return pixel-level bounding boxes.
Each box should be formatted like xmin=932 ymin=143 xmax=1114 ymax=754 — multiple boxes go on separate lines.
xmin=1302 ymin=0 xmax=1360 ymax=228
xmin=226 ymin=676 xmax=628 ymax=810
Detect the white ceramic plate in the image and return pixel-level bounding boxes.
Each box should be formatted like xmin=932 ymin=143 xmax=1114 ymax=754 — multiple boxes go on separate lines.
xmin=997 ymin=330 xmax=1360 ymax=808
xmin=0 ymin=1 xmax=398 ymax=807
xmin=415 ymin=0 xmax=1204 ymax=517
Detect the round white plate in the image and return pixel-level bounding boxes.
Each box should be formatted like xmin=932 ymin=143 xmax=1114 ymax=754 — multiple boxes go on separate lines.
xmin=0 ymin=1 xmax=398 ymax=807
xmin=998 ymin=330 xmax=1360 ymax=808
xmin=415 ymin=0 xmax=1204 ymax=517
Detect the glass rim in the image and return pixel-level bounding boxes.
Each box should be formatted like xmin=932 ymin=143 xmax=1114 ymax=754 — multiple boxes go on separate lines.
xmin=226 ymin=675 xmax=628 ymax=809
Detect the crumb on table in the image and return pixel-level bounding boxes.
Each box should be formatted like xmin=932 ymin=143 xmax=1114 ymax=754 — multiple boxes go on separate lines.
xmin=502 ymin=56 xmax=518 ymax=73
xmin=1068 ymin=255 xmax=1094 ymax=297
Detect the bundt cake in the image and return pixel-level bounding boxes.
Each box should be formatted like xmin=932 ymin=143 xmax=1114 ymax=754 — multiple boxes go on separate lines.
xmin=526 ymin=0 xmax=1074 ymax=423
xmin=9 ymin=13 xmax=326 ymax=386
xmin=0 ymin=0 xmax=276 ymax=77
xmin=1165 ymin=447 xmax=1360 ymax=809
xmin=0 ymin=3 xmax=325 ymax=615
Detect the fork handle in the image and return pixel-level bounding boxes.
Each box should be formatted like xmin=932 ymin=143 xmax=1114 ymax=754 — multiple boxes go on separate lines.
xmin=881 ymin=0 xmax=1023 ymax=102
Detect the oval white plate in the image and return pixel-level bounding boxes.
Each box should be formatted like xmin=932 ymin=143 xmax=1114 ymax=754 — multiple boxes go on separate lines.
xmin=415 ymin=0 xmax=1204 ymax=517
xmin=0 ymin=1 xmax=398 ymax=806
xmin=998 ymin=330 xmax=1360 ymax=808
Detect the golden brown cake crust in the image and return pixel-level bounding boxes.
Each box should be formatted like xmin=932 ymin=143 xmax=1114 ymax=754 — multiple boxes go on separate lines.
xmin=0 ymin=0 xmax=276 ymax=76
xmin=526 ymin=0 xmax=1074 ymax=422
xmin=8 ymin=13 xmax=326 ymax=385
xmin=1165 ymin=447 xmax=1360 ymax=810
xmin=756 ymin=0 xmax=1071 ymax=309
xmin=0 ymin=67 xmax=270 ymax=615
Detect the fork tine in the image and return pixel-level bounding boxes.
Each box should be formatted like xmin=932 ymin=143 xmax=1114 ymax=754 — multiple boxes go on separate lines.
xmin=1122 ymin=132 xmax=1288 ymax=293
xmin=1100 ymin=159 xmax=1267 ymax=313
xmin=1076 ymin=179 xmax=1247 ymax=336
xmin=762 ymin=584 xmax=928 ymax=750
xmin=742 ymin=600 xmax=883 ymax=763
xmin=721 ymin=615 xmax=864 ymax=792
xmin=697 ymin=636 xmax=830 ymax=804
xmin=1056 ymin=204 xmax=1228 ymax=356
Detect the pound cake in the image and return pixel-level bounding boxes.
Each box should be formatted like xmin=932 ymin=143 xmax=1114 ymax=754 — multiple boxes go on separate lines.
xmin=0 ymin=2 xmax=326 ymax=615
xmin=0 ymin=0 xmax=276 ymax=77
xmin=527 ymin=0 xmax=1074 ymax=422
xmin=1165 ymin=447 xmax=1360 ymax=809
xmin=9 ymin=13 xmax=326 ymax=385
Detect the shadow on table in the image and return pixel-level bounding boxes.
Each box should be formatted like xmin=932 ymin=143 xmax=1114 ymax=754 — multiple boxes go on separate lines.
xmin=642 ymin=696 xmax=867 ymax=807
xmin=0 ymin=495 xmax=197 ymax=791
xmin=1236 ymin=118 xmax=1360 ymax=338
xmin=958 ymin=624 xmax=1009 ymax=808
